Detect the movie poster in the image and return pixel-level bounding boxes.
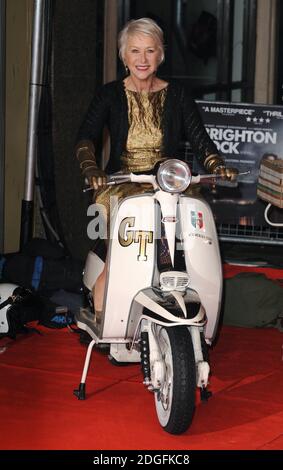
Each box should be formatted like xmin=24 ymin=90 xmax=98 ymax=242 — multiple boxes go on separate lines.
xmin=194 ymin=100 xmax=283 ymax=228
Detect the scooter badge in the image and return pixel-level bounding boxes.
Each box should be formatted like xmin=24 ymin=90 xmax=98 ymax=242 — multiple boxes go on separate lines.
xmin=191 ymin=211 xmax=204 ymax=229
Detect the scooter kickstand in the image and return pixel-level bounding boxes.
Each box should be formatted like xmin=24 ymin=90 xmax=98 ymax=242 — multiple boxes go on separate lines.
xmin=74 ymin=339 xmax=96 ymax=400
xmin=200 ymin=386 xmax=212 ymax=402
xmin=73 ymin=383 xmax=86 ymax=400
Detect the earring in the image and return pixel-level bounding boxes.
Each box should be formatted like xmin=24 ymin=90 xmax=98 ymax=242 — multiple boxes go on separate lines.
xmin=124 ymin=64 xmax=129 ymax=74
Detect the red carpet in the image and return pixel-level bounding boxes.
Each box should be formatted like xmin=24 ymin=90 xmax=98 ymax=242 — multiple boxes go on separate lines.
xmin=223 ymin=263 xmax=283 ymax=281
xmin=0 ymin=321 xmax=283 ymax=450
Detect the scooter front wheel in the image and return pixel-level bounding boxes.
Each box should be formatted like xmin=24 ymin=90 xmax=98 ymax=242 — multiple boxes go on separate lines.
xmin=154 ymin=326 xmax=196 ymax=435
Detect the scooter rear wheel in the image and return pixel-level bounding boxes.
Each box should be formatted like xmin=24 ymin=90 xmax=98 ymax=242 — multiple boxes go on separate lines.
xmin=154 ymin=326 xmax=196 ymax=435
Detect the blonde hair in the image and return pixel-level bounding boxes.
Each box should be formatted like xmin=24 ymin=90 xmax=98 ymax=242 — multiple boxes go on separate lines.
xmin=118 ymin=18 xmax=165 ymax=65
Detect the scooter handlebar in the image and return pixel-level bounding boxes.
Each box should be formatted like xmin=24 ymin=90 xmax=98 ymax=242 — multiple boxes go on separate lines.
xmin=193 ymin=171 xmax=250 ymax=186
xmin=83 ymin=173 xmax=156 ymax=192
xmin=108 ymin=171 xmax=250 ymax=186
xmin=83 ymin=171 xmax=250 ymax=192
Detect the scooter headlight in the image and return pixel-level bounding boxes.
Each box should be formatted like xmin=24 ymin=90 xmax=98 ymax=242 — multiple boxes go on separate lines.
xmin=156 ymin=159 xmax=191 ymax=193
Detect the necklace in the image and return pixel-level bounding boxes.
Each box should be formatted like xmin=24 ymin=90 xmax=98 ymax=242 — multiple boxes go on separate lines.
xmin=126 ymin=76 xmax=156 ymax=93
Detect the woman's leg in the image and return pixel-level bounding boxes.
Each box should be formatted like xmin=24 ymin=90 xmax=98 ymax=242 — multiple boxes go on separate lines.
xmin=91 ymin=188 xmax=110 ymax=323
xmin=92 ymin=264 xmax=107 ymax=322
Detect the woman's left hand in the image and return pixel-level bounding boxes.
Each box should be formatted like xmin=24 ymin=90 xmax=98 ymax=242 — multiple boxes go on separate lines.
xmin=214 ymin=165 xmax=239 ymax=182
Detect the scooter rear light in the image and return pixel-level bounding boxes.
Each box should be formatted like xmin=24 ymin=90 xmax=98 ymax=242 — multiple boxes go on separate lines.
xmin=160 ymin=271 xmax=190 ymax=291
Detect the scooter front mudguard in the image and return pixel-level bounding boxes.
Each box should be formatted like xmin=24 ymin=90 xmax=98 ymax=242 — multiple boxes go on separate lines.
xmin=128 ymin=286 xmax=206 ymax=337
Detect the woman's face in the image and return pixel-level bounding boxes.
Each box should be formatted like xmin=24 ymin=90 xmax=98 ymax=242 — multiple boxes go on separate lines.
xmin=124 ymin=33 xmax=161 ymax=82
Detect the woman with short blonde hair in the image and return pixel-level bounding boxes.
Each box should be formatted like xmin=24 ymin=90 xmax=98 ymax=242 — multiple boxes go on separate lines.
xmin=118 ymin=17 xmax=165 ymax=65
xmin=75 ymin=17 xmax=236 ymax=318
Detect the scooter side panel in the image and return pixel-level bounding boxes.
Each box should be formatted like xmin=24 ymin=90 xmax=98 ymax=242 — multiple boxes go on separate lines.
xmin=179 ymin=196 xmax=222 ymax=341
xmin=103 ymin=195 xmax=155 ymax=338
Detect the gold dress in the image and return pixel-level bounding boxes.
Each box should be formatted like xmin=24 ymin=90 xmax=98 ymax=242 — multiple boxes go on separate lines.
xmin=95 ymin=88 xmax=167 ymax=227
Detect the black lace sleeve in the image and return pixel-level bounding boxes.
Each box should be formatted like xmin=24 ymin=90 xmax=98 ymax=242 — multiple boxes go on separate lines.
xmin=76 ymin=85 xmax=110 ymax=144
xmin=181 ymin=88 xmax=219 ymax=164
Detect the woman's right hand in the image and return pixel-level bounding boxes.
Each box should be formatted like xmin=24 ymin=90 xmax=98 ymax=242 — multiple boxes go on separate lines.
xmin=84 ymin=166 xmax=107 ymax=190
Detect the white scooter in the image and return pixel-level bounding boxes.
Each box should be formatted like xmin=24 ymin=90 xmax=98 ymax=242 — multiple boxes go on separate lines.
xmin=74 ymin=159 xmax=231 ymax=435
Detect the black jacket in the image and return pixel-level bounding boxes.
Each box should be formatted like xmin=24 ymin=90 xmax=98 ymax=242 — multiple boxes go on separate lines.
xmin=76 ymin=79 xmax=218 ymax=172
